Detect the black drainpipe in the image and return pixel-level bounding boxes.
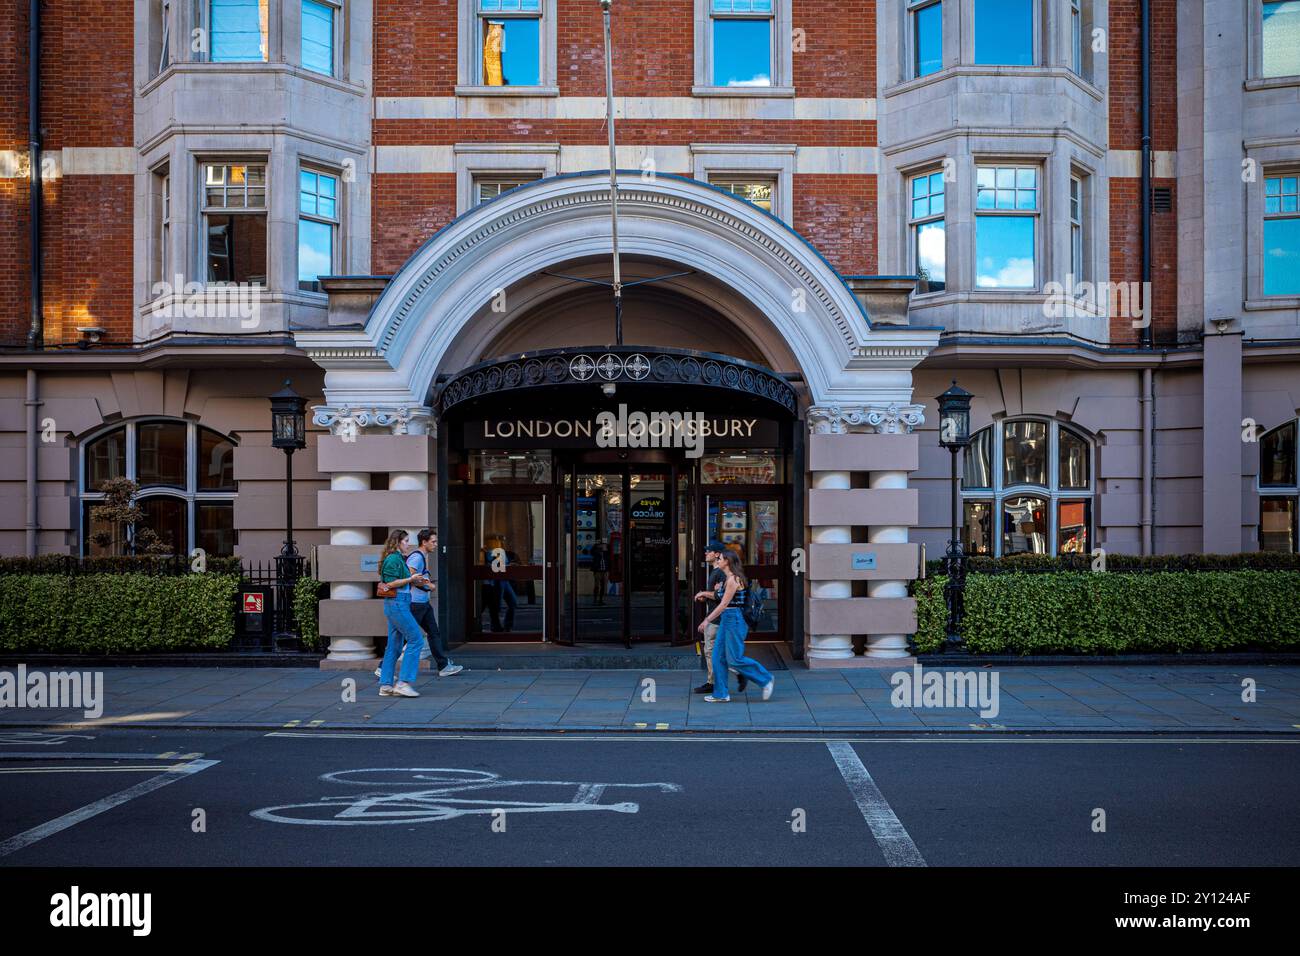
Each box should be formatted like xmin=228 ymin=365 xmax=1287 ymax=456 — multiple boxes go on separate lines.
xmin=1139 ymin=0 xmax=1152 ymax=349
xmin=26 ymin=0 xmax=42 ymax=351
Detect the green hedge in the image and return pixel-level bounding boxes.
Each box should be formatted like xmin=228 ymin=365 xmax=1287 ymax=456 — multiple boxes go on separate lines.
xmin=923 ymin=551 xmax=1300 ymax=578
xmin=0 ymin=554 xmax=244 ymax=576
xmin=0 ymin=573 xmax=239 ymax=654
xmin=294 ymin=577 xmax=325 ymax=651
xmin=913 ymin=571 xmax=1300 ymax=655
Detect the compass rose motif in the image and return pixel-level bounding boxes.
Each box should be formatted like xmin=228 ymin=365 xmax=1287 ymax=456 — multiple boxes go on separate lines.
xmin=625 ymin=354 xmax=651 ymax=380
xmin=596 ymin=353 xmax=624 ymax=380
xmin=569 ymin=354 xmax=597 ymax=381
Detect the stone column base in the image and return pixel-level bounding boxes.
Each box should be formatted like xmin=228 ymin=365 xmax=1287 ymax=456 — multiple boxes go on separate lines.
xmin=804 ymin=654 xmax=915 ymax=669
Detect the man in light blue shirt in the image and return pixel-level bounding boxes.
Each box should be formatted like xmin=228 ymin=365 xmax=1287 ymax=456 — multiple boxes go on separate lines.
xmin=407 ymin=528 xmax=462 ymax=677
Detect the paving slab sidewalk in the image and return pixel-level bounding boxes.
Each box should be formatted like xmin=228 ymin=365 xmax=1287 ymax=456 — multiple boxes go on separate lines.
xmin=2 ymin=663 xmax=1299 ymax=733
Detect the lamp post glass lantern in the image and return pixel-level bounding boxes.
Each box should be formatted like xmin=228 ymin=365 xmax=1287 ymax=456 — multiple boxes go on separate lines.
xmin=936 ymin=381 xmax=973 ymax=649
xmin=269 ymin=381 xmax=308 ymax=644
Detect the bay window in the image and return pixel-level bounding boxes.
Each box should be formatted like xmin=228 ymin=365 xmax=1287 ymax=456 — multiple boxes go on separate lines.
xmin=301 ymin=0 xmax=339 ymax=77
xmin=1070 ymin=173 xmax=1085 ymax=282
xmin=209 ymin=0 xmax=270 ymax=63
xmin=910 ymin=169 xmax=946 ymax=293
xmin=911 ymin=0 xmax=942 ymax=78
xmin=1264 ymin=173 xmax=1300 ymax=296
xmin=298 ymin=168 xmax=339 ymax=293
xmin=974 ymin=0 xmax=1034 ymax=66
xmin=961 ymin=419 xmax=1093 ymax=556
xmin=975 ymin=164 xmax=1039 ymax=289
xmin=203 ymin=162 xmax=268 ymax=286
xmin=1262 ymin=1 xmax=1300 ymax=78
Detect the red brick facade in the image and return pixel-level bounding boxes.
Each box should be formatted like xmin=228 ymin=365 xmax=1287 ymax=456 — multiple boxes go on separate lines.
xmin=0 ymin=0 xmax=134 ymax=347
xmin=0 ymin=0 xmax=1183 ymax=348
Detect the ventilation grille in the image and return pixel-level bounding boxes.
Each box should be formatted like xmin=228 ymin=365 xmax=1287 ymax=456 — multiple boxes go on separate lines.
xmin=1151 ymin=187 xmax=1173 ymax=213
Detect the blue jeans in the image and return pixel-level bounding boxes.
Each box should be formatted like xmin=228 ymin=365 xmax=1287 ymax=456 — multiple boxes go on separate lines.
xmin=381 ymin=593 xmax=424 ymax=686
xmin=711 ymin=608 xmax=773 ymax=699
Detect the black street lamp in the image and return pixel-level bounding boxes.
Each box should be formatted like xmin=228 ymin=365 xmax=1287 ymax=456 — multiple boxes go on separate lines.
xmin=936 ymin=380 xmax=973 ymax=650
xmin=270 ymin=380 xmax=308 ymax=645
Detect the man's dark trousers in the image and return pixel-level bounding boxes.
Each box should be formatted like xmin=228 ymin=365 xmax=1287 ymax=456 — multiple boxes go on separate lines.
xmin=410 ymin=602 xmax=450 ymax=670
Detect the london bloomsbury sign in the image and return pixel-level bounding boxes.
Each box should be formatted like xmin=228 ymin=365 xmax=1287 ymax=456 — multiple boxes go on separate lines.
xmin=462 ymin=405 xmax=780 ymax=458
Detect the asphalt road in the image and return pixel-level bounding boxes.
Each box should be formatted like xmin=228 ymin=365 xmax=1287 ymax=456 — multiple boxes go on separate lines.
xmin=0 ymin=728 xmax=1298 ymax=867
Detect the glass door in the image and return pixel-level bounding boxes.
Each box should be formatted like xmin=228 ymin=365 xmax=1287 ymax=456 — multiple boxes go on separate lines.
xmin=466 ymin=495 xmax=546 ymax=640
xmin=627 ymin=470 xmax=672 ymax=642
xmin=572 ymin=472 xmax=625 ymax=642
xmin=702 ymin=493 xmax=784 ymax=640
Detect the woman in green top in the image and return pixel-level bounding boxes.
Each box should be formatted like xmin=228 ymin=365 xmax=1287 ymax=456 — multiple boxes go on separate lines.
xmin=377 ymin=529 xmax=429 ymax=697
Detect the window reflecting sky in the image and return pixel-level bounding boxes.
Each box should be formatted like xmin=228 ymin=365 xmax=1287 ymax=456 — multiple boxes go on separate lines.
xmin=1264 ymin=219 xmax=1300 ymax=296
xmin=714 ymin=19 xmax=772 ymax=86
xmin=1263 ymin=0 xmax=1300 ymax=78
xmin=492 ymin=18 xmax=541 ymax=86
xmin=976 ymin=216 xmax=1035 ymax=288
xmin=974 ymin=0 xmax=1033 ymax=65
xmin=915 ymin=2 xmax=942 ymax=77
xmin=301 ymin=0 xmax=335 ymax=76
xmin=211 ymin=0 xmax=268 ymax=62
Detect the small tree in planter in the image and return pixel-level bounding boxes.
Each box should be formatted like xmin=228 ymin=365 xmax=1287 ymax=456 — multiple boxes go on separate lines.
xmin=89 ymin=478 xmax=175 ymax=556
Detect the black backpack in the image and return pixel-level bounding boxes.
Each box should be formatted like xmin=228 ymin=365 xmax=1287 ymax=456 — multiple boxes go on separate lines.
xmin=741 ymin=584 xmax=767 ymax=629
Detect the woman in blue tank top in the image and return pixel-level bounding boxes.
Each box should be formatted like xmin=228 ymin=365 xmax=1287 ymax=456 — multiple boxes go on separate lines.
xmin=698 ymin=550 xmax=775 ymax=702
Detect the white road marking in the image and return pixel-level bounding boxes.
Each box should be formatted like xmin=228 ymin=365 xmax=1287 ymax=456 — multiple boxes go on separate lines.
xmin=0 ymin=758 xmax=218 ymax=859
xmin=826 ymin=741 xmax=927 ymax=868
xmin=251 ymin=767 xmax=681 ymax=826
xmin=0 ymin=766 xmax=187 ymax=774
xmin=0 ymin=752 xmax=203 ymax=761
xmin=264 ymin=731 xmax=1300 ymax=745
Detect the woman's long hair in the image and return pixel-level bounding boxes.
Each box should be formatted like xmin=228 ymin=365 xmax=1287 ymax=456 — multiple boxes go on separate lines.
xmin=720 ymin=550 xmax=747 ymax=591
xmin=380 ymin=529 xmax=409 ymax=565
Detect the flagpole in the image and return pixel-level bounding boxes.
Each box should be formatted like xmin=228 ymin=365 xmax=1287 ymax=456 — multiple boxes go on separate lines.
xmin=601 ymin=0 xmax=623 ymax=346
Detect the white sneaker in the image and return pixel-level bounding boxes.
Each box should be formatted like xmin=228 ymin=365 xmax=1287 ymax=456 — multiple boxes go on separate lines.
xmin=373 ymin=666 xmax=382 ymax=679
xmin=438 ymin=663 xmax=464 ymax=677
xmin=761 ymin=678 xmax=776 ymax=701
xmin=379 ymin=685 xmax=395 ymax=697
xmin=375 ymin=655 xmax=404 ymax=679
xmin=392 ymin=681 xmax=420 ymax=698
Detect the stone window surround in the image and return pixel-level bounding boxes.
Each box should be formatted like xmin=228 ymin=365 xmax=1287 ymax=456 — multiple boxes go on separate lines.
xmin=456 ymin=0 xmax=560 ymax=97
xmin=692 ymin=0 xmax=794 ymax=97
xmin=1248 ymin=0 xmax=1300 ymax=87
xmin=959 ymin=416 xmax=1096 ymax=558
xmin=137 ymin=135 xmax=367 ymax=316
xmin=77 ymin=417 xmax=239 ymax=558
xmin=140 ymin=0 xmax=357 ymax=87
xmin=882 ymin=136 xmax=1106 ymax=313
xmin=690 ymin=143 xmax=795 ymax=224
xmin=1244 ymin=148 xmax=1300 ymax=312
xmin=885 ymin=0 xmax=1105 ymax=93
xmin=454 ymin=143 xmax=560 ymax=215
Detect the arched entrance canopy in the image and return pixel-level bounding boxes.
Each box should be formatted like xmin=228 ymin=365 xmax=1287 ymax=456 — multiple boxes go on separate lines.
xmin=298 ymin=172 xmax=938 ymax=420
xmin=436 ymin=346 xmax=798 ymax=420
